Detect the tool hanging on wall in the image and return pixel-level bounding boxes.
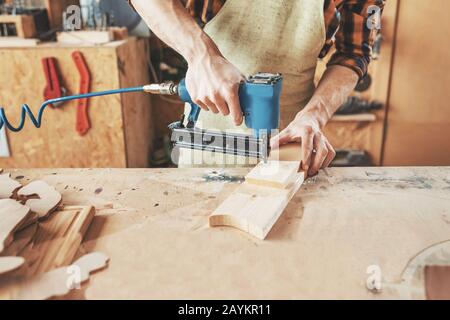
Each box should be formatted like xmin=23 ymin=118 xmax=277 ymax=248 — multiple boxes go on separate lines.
xmin=42 ymin=57 xmax=66 ymax=108
xmin=42 ymin=52 xmax=92 ymax=135
xmin=72 ymin=51 xmax=92 ymax=136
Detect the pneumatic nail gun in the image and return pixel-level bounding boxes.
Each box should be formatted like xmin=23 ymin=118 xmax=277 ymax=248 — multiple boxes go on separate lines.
xmin=144 ymin=73 xmax=283 ymax=163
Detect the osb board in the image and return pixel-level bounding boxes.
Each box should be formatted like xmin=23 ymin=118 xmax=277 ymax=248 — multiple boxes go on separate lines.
xmin=7 ymin=167 xmax=450 ymax=299
xmin=383 ymin=0 xmax=450 ymax=166
xmin=0 ymin=38 xmax=152 ymax=168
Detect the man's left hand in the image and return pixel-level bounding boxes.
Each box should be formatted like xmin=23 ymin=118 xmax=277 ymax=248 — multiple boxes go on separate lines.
xmin=270 ymin=110 xmax=336 ymax=177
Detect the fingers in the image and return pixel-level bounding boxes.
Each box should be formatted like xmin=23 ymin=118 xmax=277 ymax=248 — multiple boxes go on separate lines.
xmin=270 ymin=128 xmax=294 ymax=149
xmin=193 ymin=99 xmax=209 ymax=111
xmin=203 ymin=97 xmax=219 ymax=114
xmin=192 ymin=86 xmax=242 ymax=126
xmin=308 ymin=133 xmax=329 ymax=176
xmin=322 ymin=139 xmax=336 ymax=169
xmin=227 ymin=84 xmax=243 ymax=125
xmin=300 ymin=128 xmax=314 ymax=173
xmin=213 ymin=93 xmax=230 ymax=116
xmin=307 ymin=134 xmax=336 ymax=177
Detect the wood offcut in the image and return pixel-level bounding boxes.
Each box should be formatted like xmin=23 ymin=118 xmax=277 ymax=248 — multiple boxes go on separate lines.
xmin=0 ymin=172 xmax=107 ymax=299
xmin=0 ymin=173 xmax=21 ymax=199
xmin=0 ymin=252 xmax=109 ymax=300
xmin=0 ymin=199 xmax=32 ymax=253
xmin=17 ymin=181 xmax=62 ymax=220
xmin=210 ymin=143 xmax=305 ymax=240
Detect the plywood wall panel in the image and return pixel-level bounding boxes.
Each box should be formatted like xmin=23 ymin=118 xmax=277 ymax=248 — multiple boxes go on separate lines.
xmin=0 ymin=38 xmax=152 ymax=168
xmin=383 ymin=0 xmax=450 ymax=165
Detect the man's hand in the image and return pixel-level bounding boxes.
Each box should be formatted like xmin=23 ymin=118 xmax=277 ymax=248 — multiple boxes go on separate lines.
xmin=186 ymin=52 xmax=245 ymax=125
xmin=270 ymin=65 xmax=359 ymax=177
xmin=270 ymin=110 xmax=336 ymax=177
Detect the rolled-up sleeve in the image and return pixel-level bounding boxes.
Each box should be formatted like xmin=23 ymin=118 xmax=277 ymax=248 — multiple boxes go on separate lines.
xmin=327 ymin=0 xmax=385 ymax=80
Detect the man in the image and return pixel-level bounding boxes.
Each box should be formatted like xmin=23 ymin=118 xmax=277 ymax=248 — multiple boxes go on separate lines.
xmin=130 ymin=0 xmax=384 ymax=176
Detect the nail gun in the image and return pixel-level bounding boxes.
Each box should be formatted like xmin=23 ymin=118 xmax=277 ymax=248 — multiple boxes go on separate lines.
xmin=144 ymin=73 xmax=283 ymax=163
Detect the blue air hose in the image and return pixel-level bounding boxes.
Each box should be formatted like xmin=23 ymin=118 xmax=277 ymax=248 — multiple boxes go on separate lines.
xmin=0 ymin=86 xmax=145 ymax=132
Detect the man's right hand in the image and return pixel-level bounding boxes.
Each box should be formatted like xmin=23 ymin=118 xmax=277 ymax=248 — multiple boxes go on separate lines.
xmin=186 ymin=53 xmax=245 ymax=126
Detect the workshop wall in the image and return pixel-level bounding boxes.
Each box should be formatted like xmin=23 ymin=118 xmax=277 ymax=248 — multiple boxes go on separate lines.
xmin=382 ymin=0 xmax=450 ymax=166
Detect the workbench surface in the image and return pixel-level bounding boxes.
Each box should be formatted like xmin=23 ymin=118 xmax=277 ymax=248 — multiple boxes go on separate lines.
xmin=6 ymin=167 xmax=450 ymax=299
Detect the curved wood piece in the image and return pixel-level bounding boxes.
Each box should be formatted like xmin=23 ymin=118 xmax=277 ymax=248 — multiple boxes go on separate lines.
xmin=0 ymin=199 xmax=32 ymax=253
xmin=210 ymin=160 xmax=305 ymax=240
xmin=5 ymin=252 xmax=109 ymax=300
xmin=0 ymin=173 xmax=22 ymax=199
xmin=0 ymin=257 xmax=25 ymax=276
xmin=17 ymin=181 xmax=62 ymax=220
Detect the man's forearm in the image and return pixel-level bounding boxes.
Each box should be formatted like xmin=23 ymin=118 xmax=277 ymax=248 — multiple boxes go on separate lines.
xmin=301 ymin=65 xmax=359 ymax=127
xmin=131 ymin=0 xmax=220 ymax=64
xmin=131 ymin=0 xmax=245 ymax=124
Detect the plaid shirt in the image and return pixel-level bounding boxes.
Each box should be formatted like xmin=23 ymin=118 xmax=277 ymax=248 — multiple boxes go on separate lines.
xmin=129 ymin=0 xmax=385 ymax=79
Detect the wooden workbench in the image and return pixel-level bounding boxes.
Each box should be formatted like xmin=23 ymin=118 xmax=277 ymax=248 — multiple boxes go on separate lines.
xmin=5 ymin=167 xmax=450 ymax=299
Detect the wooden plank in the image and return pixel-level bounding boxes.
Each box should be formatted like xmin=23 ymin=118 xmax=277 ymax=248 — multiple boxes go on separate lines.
xmin=210 ymin=169 xmax=305 ymax=240
xmin=331 ymin=113 xmax=377 ymax=122
xmin=0 ymin=37 xmax=39 ymax=47
xmin=19 ymin=205 xmax=95 ymax=276
xmin=57 ymin=28 xmax=129 ymax=45
xmin=0 ymin=15 xmax=36 ymax=38
xmin=245 ymin=161 xmax=300 ymax=189
xmin=57 ymin=30 xmax=114 ymax=45
xmin=210 ymin=144 xmax=305 ymax=240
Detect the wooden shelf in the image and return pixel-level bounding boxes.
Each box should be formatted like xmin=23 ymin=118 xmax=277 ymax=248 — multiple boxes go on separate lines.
xmin=331 ymin=113 xmax=377 ymax=122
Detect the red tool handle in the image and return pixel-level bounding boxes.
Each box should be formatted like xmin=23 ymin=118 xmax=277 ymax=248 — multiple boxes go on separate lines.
xmin=42 ymin=57 xmax=63 ymax=107
xmin=72 ymin=51 xmax=91 ymax=136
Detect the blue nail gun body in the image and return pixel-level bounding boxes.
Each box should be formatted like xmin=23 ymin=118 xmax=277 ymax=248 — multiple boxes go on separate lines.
xmin=178 ymin=73 xmax=282 ymax=135
xmin=147 ymin=73 xmax=283 ymax=162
